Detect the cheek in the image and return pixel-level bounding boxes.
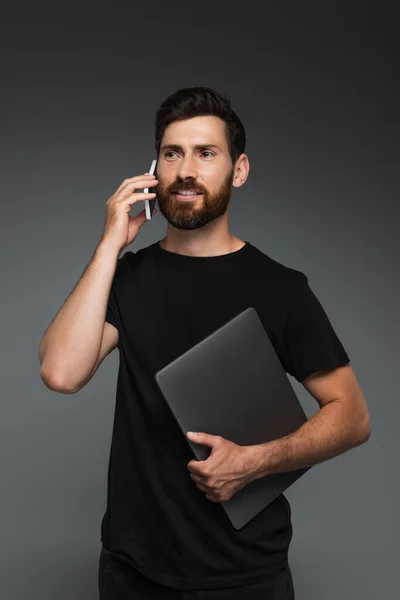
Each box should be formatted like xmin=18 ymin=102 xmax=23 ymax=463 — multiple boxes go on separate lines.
xmin=157 ymin=179 xmax=169 ymax=193
xmin=159 ymin=176 xmax=176 ymax=192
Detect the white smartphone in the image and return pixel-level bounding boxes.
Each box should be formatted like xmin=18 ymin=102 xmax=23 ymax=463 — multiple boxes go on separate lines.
xmin=144 ymin=159 xmax=158 ymax=220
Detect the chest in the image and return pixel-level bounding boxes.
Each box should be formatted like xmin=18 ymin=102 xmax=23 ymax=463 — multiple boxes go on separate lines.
xmin=117 ymin=264 xmax=285 ymax=377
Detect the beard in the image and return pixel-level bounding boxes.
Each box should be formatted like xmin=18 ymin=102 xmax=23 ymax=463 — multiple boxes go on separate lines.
xmin=155 ymin=167 xmax=235 ymax=230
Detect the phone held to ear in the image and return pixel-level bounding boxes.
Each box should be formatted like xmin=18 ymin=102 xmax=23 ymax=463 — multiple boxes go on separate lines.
xmin=144 ymin=158 xmax=158 ymax=220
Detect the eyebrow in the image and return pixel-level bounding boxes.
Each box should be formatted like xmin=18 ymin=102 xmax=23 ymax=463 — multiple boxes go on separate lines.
xmin=160 ymin=143 xmax=222 ymax=153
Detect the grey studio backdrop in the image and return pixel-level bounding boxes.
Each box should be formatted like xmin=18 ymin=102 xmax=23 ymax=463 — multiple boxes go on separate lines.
xmin=2 ymin=6 xmax=399 ymax=600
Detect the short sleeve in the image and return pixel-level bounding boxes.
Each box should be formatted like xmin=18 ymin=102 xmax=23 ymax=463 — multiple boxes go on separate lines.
xmin=104 ymin=252 xmax=131 ymax=331
xmin=282 ymin=274 xmax=350 ymax=383
xmin=105 ymin=280 xmax=118 ymax=329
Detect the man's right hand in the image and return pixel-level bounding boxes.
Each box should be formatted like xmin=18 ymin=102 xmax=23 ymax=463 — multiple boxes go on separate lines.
xmin=99 ymin=172 xmax=158 ymax=252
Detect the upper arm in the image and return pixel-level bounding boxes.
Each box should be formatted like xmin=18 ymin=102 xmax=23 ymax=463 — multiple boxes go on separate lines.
xmin=302 ymin=364 xmax=371 ymax=435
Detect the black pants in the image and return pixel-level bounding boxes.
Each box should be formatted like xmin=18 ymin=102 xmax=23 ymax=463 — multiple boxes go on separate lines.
xmin=98 ymin=547 xmax=295 ymax=599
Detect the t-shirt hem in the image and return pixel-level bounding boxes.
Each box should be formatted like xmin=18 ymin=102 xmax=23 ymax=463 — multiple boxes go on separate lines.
xmin=127 ymin=558 xmax=289 ymax=591
xmin=296 ymin=356 xmax=350 ymax=382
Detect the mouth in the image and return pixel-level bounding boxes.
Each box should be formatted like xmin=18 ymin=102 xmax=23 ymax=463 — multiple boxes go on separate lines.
xmin=172 ymin=192 xmax=203 ymax=201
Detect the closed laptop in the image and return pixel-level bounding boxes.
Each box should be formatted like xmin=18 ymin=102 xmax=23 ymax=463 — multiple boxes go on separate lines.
xmin=155 ymin=307 xmax=311 ymax=529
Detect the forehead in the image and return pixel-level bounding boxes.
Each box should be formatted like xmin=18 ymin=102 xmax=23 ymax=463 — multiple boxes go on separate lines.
xmin=162 ymin=116 xmax=227 ymax=150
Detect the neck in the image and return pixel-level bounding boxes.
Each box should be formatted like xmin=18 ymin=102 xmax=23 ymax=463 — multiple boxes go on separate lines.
xmin=159 ymin=221 xmax=245 ymax=257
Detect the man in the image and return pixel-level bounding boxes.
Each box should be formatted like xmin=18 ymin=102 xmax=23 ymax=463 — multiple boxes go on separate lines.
xmin=39 ymin=86 xmax=371 ymax=599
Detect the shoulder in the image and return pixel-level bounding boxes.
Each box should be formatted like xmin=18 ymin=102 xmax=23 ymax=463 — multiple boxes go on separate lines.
xmin=117 ymin=243 xmax=153 ymax=268
xmin=115 ymin=242 xmax=159 ymax=279
xmin=115 ymin=249 xmax=134 ymax=273
xmin=123 ymin=241 xmax=159 ymax=262
xmin=112 ymin=249 xmax=138 ymax=287
xmin=246 ymin=242 xmax=308 ymax=290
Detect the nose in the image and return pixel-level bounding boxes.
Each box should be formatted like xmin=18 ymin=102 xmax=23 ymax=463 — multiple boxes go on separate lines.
xmin=176 ymin=156 xmax=198 ymax=180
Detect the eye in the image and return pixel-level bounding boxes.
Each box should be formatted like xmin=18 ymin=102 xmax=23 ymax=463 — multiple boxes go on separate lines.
xmin=163 ymin=150 xmax=215 ymax=159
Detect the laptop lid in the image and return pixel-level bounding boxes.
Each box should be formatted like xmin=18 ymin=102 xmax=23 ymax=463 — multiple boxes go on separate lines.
xmin=155 ymin=307 xmax=311 ymax=529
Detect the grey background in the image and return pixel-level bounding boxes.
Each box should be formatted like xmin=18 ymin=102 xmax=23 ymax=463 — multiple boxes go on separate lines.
xmin=2 ymin=4 xmax=399 ymax=599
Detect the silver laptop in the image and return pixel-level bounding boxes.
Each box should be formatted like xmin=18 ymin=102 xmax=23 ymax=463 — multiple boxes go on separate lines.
xmin=154 ymin=307 xmax=311 ymax=530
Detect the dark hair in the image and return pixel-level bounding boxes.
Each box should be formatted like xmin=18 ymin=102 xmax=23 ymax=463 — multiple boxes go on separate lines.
xmin=154 ymin=86 xmax=246 ymax=165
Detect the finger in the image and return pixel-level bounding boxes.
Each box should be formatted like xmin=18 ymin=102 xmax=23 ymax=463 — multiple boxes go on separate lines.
xmin=117 ymin=178 xmax=158 ymax=201
xmin=191 ymin=476 xmax=211 ymax=491
xmin=188 ymin=463 xmax=205 ymax=475
xmin=134 ymin=208 xmax=149 ymax=229
xmin=205 ymin=494 xmax=219 ymax=502
xmin=123 ymin=192 xmax=157 ymax=208
xmin=118 ymin=172 xmax=155 ymax=187
xmin=115 ymin=174 xmax=157 ymax=196
xmin=190 ymin=473 xmax=207 ymax=484
xmin=197 ymin=485 xmax=210 ymax=493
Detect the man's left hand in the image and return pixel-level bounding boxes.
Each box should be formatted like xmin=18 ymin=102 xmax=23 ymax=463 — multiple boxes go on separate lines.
xmin=186 ymin=431 xmax=259 ymax=502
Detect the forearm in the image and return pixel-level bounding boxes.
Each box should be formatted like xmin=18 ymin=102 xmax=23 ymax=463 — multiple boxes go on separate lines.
xmin=39 ymin=240 xmax=120 ymax=392
xmin=250 ymin=400 xmax=370 ymax=480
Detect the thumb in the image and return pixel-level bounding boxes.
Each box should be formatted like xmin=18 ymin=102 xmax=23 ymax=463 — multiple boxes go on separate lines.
xmin=187 ymin=431 xmax=220 ymax=447
xmin=136 ymin=207 xmax=155 ymax=230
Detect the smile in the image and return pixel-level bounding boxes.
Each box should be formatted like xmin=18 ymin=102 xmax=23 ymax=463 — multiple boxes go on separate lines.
xmin=173 ymin=193 xmax=203 ymax=201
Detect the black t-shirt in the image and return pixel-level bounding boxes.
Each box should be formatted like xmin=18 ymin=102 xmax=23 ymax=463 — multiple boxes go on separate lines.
xmin=101 ymin=240 xmax=350 ymax=590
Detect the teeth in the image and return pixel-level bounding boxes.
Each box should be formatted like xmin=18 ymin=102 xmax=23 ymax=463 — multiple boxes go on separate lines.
xmin=176 ymin=191 xmax=200 ymax=195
